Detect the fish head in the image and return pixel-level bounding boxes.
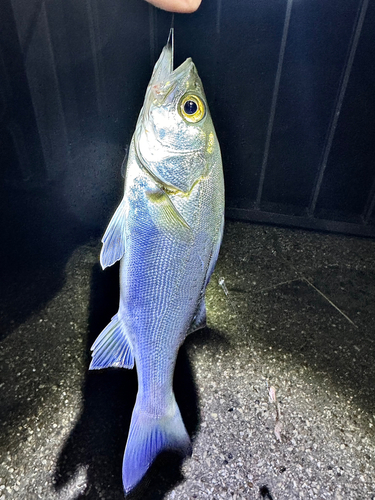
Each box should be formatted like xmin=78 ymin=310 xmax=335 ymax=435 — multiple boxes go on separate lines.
xmin=135 ymin=35 xmax=219 ymax=194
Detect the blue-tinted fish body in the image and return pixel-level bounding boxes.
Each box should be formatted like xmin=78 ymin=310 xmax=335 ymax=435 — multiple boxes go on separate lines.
xmin=90 ymin=31 xmax=224 ymax=493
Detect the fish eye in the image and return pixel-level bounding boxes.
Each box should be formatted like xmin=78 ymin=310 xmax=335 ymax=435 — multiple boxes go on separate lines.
xmin=184 ymin=100 xmax=197 ymax=115
xmin=179 ymin=94 xmax=205 ymax=123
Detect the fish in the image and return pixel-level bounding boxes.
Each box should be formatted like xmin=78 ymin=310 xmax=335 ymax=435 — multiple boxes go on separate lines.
xmin=89 ymin=29 xmax=225 ymax=494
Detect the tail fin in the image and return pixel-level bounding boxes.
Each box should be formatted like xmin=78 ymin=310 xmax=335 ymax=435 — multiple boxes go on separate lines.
xmin=122 ymin=397 xmax=191 ymax=493
xmin=89 ymin=314 xmax=134 ymax=370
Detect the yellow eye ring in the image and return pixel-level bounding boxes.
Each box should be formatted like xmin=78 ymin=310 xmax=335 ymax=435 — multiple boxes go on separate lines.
xmin=179 ymin=94 xmax=205 ymax=123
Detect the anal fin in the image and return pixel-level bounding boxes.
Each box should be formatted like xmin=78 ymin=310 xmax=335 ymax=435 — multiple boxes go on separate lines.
xmin=90 ymin=314 xmax=134 ymax=370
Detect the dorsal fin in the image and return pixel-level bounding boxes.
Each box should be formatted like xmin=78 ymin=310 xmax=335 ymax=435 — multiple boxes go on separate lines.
xmin=100 ymin=198 xmax=127 ymax=269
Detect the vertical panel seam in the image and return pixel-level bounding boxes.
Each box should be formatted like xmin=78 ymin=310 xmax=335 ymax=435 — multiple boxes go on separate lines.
xmin=86 ymin=0 xmax=105 ymax=118
xmin=216 ymin=0 xmax=222 ymax=35
xmin=255 ymin=0 xmax=294 ymax=209
xmin=308 ymin=0 xmax=369 ymax=216
xmin=362 ymin=176 xmax=375 ymax=223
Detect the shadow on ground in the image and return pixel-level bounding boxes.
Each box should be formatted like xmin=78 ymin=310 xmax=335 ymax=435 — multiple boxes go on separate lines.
xmin=0 ymin=180 xmax=94 ymax=341
xmin=54 ymin=263 xmax=202 ymax=499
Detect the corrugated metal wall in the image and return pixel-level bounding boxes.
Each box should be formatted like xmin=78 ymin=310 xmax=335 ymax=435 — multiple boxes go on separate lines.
xmin=1 ymin=0 xmax=375 ymax=236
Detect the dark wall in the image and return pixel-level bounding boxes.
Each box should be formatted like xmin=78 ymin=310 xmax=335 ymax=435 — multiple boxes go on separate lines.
xmin=1 ymin=0 xmax=375 ymax=250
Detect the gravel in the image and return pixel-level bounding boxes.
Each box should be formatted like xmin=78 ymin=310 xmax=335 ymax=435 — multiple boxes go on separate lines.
xmin=1 ymin=221 xmax=375 ymax=499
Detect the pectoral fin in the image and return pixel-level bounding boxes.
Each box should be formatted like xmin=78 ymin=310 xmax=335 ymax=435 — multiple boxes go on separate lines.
xmin=146 ymin=188 xmax=192 ymax=237
xmin=100 ymin=198 xmax=127 ymax=269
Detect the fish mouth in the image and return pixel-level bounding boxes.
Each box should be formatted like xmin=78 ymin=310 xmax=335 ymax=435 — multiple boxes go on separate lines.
xmin=140 ymin=28 xmax=195 ymax=129
xmin=150 ymin=29 xmax=174 ymax=85
xmin=150 ymin=28 xmax=194 ymax=90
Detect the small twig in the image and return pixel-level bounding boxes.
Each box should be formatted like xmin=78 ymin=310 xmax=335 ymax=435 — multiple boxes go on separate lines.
xmin=268 ymin=385 xmax=283 ymax=442
xmin=301 ymin=277 xmax=358 ymax=329
xmin=218 ymin=277 xmax=249 ymax=338
xmin=270 ymin=236 xmax=358 ymax=329
xmin=218 ymin=276 xmax=229 ymax=296
xmin=256 ymin=278 xmax=301 ymax=294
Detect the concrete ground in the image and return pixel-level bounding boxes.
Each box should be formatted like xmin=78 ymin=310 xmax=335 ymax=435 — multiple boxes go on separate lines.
xmin=1 ymin=220 xmax=375 ymax=499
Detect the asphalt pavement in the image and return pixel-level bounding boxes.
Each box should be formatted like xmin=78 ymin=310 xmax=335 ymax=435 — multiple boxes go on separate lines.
xmin=1 ymin=221 xmax=375 ymax=499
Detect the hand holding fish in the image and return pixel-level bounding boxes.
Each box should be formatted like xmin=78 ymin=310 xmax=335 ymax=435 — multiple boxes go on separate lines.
xmin=145 ymin=0 xmax=202 ymax=13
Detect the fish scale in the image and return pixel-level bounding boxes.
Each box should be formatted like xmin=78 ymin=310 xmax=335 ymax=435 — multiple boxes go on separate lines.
xmin=90 ymin=29 xmax=224 ymax=494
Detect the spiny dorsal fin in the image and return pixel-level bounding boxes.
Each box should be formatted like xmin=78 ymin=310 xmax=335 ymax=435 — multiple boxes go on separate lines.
xmin=100 ymin=198 xmax=127 ymax=269
xmin=187 ymin=298 xmax=207 ymax=334
xmin=121 ymin=145 xmax=129 ymax=179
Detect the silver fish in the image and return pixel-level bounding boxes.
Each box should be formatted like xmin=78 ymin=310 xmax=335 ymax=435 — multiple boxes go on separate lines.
xmin=89 ymin=29 xmax=224 ymax=493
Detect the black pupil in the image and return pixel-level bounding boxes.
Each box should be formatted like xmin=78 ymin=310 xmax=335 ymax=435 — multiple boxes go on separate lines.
xmin=184 ymin=100 xmax=198 ymax=115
